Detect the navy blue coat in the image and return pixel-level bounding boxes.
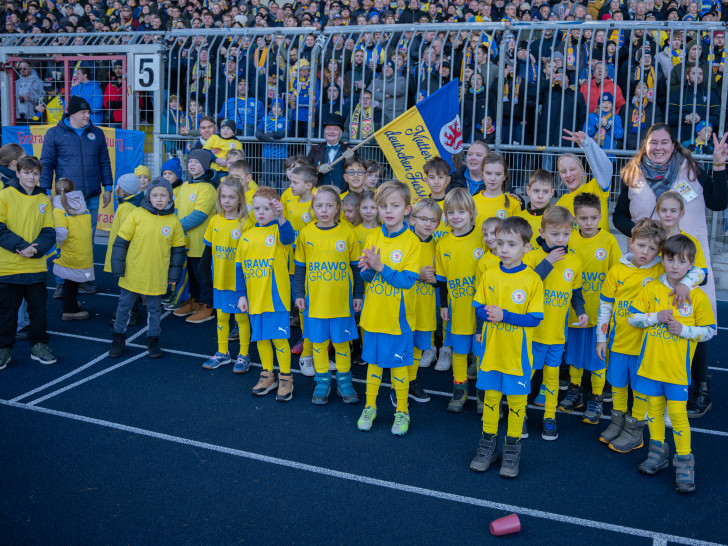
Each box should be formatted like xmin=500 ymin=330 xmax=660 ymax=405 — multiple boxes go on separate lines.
xmin=39 ymin=116 xmax=114 ymax=199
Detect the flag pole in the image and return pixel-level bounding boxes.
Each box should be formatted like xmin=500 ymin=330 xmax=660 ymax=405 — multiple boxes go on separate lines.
xmin=327 ymin=133 xmax=379 ymax=168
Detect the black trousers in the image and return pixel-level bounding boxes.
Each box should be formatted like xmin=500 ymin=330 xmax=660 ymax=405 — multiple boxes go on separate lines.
xmin=62 ymin=280 xmax=80 ymax=314
xmin=186 ymin=256 xmax=212 ymax=306
xmin=0 ymin=282 xmax=49 ymax=348
xmin=691 ymin=340 xmax=710 ymax=384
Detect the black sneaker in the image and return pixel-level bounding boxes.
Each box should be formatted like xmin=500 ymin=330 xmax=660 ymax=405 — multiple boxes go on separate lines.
xmin=687 ymin=384 xmax=712 ymax=418
xmin=147 ymin=336 xmax=162 ymax=358
xmin=408 ymin=380 xmax=430 ymax=402
xmin=541 ymin=418 xmax=558 ymax=441
xmin=78 ymin=281 xmax=98 ymax=294
xmin=558 ymin=384 xmax=584 ymax=412
xmin=0 ymin=348 xmax=11 ymax=370
xmin=109 ymin=332 xmax=126 ymax=358
xmin=582 ymin=394 xmax=603 ymax=424
xmin=30 ymin=343 xmax=57 ymax=365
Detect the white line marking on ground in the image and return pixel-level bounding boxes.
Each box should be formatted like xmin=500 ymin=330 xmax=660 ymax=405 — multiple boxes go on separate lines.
xmin=10 ymin=313 xmax=170 ymax=403
xmin=654 ymin=539 xmax=668 ymax=546
xmin=0 ymin=399 xmax=722 ymax=546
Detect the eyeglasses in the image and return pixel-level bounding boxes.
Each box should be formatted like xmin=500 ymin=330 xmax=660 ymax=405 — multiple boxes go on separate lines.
xmin=345 ymin=170 xmax=366 ymax=176
xmin=411 ymin=215 xmax=440 ymax=225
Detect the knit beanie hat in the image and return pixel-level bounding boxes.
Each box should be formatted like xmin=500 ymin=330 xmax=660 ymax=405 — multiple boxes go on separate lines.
xmin=116 ymin=173 xmax=140 ymax=195
xmin=134 ymin=165 xmax=151 ymax=179
xmin=188 ymin=149 xmax=211 ymax=171
xmin=67 ymin=95 xmax=91 ymax=116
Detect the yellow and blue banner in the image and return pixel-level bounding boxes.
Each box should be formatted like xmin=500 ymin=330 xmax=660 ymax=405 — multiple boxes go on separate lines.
xmin=374 ymin=79 xmax=464 ymax=200
xmin=2 ymin=124 xmax=145 ymax=232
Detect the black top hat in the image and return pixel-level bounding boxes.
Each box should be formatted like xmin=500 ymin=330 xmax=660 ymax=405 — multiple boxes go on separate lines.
xmin=323 ymin=113 xmax=345 ymax=130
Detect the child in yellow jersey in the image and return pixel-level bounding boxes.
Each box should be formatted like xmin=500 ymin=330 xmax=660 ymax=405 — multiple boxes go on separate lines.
xmin=470 ymin=216 xmax=544 ymax=478
xmin=516 ymin=169 xmax=555 ymax=249
xmin=555 ymin=131 xmax=612 ymax=233
xmin=523 ymin=207 xmax=587 ymax=441
xmin=204 ymin=119 xmax=244 ymax=172
xmin=236 ymin=187 xmax=296 ymax=401
xmin=354 ymin=190 xmax=380 ymax=250
xmin=284 ymin=165 xmax=317 ymax=375
xmin=422 ymin=157 xmax=452 ymax=370
xmin=628 ymin=235 xmax=715 ymax=494
xmin=173 ymin=149 xmax=219 ymax=324
xmin=200 ymin=177 xmax=254 ymax=373
xmin=227 ymin=160 xmax=259 ymax=214
xmin=356 ymin=181 xmax=421 ymax=436
xmin=294 ymin=186 xmax=364 ymax=405
xmin=473 ymin=153 xmax=522 ymax=225
xmin=0 ymin=156 xmax=57 ymax=368
xmin=105 ymin=174 xmax=143 ymax=274
xmin=281 ymin=155 xmax=309 ymax=210
xmin=341 ymin=191 xmax=363 ymax=227
xmin=110 ymin=178 xmax=186 ymax=359
xmin=597 ymin=220 xmax=704 ymax=452
xmin=559 ymin=192 xmax=621 ymax=414
xmin=341 ymin=157 xmax=367 ymax=225
xmin=436 ymin=188 xmax=485 ymax=413
xmin=398 ymin=198 xmax=442 ymax=405
xmin=52 ymin=177 xmax=94 ymax=322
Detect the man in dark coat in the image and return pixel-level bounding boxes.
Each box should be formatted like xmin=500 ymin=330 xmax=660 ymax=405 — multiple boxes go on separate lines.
xmin=306 ymin=113 xmax=358 ymax=190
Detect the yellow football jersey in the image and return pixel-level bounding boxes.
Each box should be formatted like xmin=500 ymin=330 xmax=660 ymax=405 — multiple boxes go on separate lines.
xmin=436 ymin=228 xmax=485 ymax=335
xmin=283 ymin=195 xmax=314 ymax=274
xmin=476 ymin=249 xmax=500 ymax=285
xmin=569 ymin=228 xmax=621 ymax=326
xmin=473 ymin=192 xmax=521 ymax=226
xmin=203 ymin=135 xmax=244 ymax=171
xmin=294 ymin=222 xmax=361 ymax=319
xmin=116 ymin=207 xmax=186 ymax=296
xmin=104 ymin=196 xmax=138 ymax=273
xmin=354 ymin=224 xmax=380 ymax=250
xmin=204 ymin=214 xmax=252 ymax=292
xmin=524 ymin=247 xmax=583 ymax=345
xmin=632 ymin=278 xmax=715 ymax=385
xmin=601 ymin=259 xmax=664 ymax=355
xmin=360 ymin=227 xmax=421 ymax=335
xmin=175 ymin=181 xmax=217 ymax=258
xmin=236 ymin=222 xmax=292 ymax=314
xmin=431 ymin=197 xmax=451 ymax=241
xmin=681 ymin=231 xmax=707 ymax=273
xmin=555 ymin=178 xmax=610 ymax=233
xmin=0 ymin=188 xmax=54 ymax=277
xmin=515 ymin=208 xmax=544 ymax=249
xmin=414 ymin=235 xmax=437 ymax=332
xmin=53 ymin=208 xmax=93 ymax=271
xmin=474 ymin=265 xmax=544 ymax=376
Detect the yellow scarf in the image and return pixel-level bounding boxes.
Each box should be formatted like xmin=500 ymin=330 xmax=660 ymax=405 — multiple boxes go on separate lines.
xmin=350 ymin=104 xmax=374 ymax=139
xmin=634 ymin=66 xmax=655 ymax=101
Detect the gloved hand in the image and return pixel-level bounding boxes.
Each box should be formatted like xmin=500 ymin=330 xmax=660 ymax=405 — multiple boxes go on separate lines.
xmin=318 ymin=163 xmax=333 ymax=174
xmin=342 ymin=148 xmax=355 ymax=159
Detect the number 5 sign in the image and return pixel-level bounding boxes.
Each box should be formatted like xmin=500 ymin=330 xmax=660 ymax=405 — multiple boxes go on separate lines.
xmin=133 ymin=54 xmax=160 ymax=91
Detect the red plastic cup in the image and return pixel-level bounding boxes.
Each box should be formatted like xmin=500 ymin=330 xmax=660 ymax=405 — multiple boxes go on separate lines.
xmin=490 ymin=513 xmax=521 ymax=536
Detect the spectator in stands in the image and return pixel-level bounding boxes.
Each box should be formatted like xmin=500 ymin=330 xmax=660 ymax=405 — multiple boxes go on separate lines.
xmin=345 ymin=89 xmax=382 ymax=141
xmin=624 ymin=81 xmax=663 ymax=150
xmin=667 ymin=65 xmax=721 ymax=141
xmin=539 ymin=67 xmax=587 ymax=164
xmin=289 ymin=59 xmax=320 ymax=138
xmin=579 ymin=60 xmax=626 ymax=114
xmin=669 ymin=39 xmax=707 ymax=91
xmin=256 ymin=98 xmax=290 ymax=188
xmin=70 ymin=67 xmax=104 ymax=125
xmin=104 ymin=60 xmax=125 ymax=127
xmin=367 ymin=60 xmax=407 ymax=124
xmin=217 ymin=77 xmax=264 ymax=137
xmin=463 ymin=71 xmax=488 ymax=143
xmin=15 ymin=61 xmax=45 ymax=123
xmin=584 ymin=92 xmax=624 ymax=157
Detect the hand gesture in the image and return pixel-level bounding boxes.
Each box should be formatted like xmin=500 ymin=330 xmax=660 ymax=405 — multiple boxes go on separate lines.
xmin=546 ymin=247 xmax=566 ymax=264
xmin=713 ymin=131 xmax=728 ymax=166
xmin=596 ymin=341 xmax=606 ymax=361
xmin=215 ymin=157 xmax=227 ymax=167
xmin=669 ymin=284 xmax=692 ymax=308
xmin=419 ymin=265 xmax=436 ymax=283
xmin=237 ymin=296 xmax=249 ymax=313
xmin=271 ymin=199 xmax=284 ymax=219
xmin=318 ymin=163 xmax=333 ymax=174
xmin=576 ymin=313 xmax=588 ymax=328
xmin=562 ymin=129 xmax=587 ymax=147
xmin=666 ymin=316 xmax=682 ymax=335
xmin=362 ymin=246 xmax=383 ymax=272
xmin=353 ymin=298 xmax=363 ymax=313
xmin=485 ymin=305 xmax=503 ymax=323
xmin=342 ymin=148 xmax=355 ymax=159
xmin=295 ymin=298 xmax=306 ymax=311
xmin=657 ymin=309 xmax=673 ymax=323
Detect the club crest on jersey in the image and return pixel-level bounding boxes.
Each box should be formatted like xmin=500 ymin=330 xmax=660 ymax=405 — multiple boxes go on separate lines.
xmin=264 ymin=235 xmax=276 ymax=247
xmin=335 ymin=240 xmax=347 ymax=252
xmin=563 ymin=268 xmax=574 ymax=282
xmin=38 ymin=203 xmax=46 ymax=214
xmin=161 ymin=226 xmax=172 ymax=237
xmin=390 ymin=249 xmax=403 ymax=263
xmin=246 ymin=203 xmax=253 ymax=212
xmin=87 ymin=133 xmax=95 ymax=140
xmin=439 ymin=115 xmax=464 ymax=154
xmin=594 ymin=248 xmax=607 ymax=260
xmin=473 ymin=247 xmax=484 ymax=259
xmin=511 ymin=289 xmax=526 ymax=304
xmin=496 ymin=209 xmax=507 ymax=219
xmin=642 ymin=276 xmax=653 ymax=286
xmin=229 ymin=142 xmax=237 ymax=149
xmin=189 ymin=194 xmax=197 ymax=202
xmin=231 ymin=229 xmax=242 ymax=240
xmin=302 ymin=212 xmax=312 ymax=223
xmin=678 ymin=303 xmax=693 ymax=317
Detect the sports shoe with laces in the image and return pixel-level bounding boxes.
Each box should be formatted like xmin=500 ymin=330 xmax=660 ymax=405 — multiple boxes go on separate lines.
xmin=541 ymin=418 xmax=558 ymax=441
xmin=499 ymin=437 xmax=522 ymax=478
xmin=233 ymin=354 xmax=250 ymax=373
xmin=186 ymin=304 xmax=215 ymax=324
xmin=602 ymin=384 xmax=613 ymax=403
xmin=357 ymin=405 xmax=377 ymax=431
xmin=228 ymin=325 xmax=239 ymax=341
xmin=203 ymin=352 xmax=232 ymax=369
xmin=638 ymin=440 xmax=670 ymax=475
xmin=30 ymin=343 xmax=57 ymax=365
xmin=173 ymin=298 xmax=199 ymax=317
xmin=298 ymin=355 xmax=315 ymax=377
xmin=470 ymin=433 xmax=498 ymax=472
xmin=674 ymin=453 xmax=696 ymax=493
xmin=434 ymin=346 xmax=452 ymax=371
xmin=558 ymin=383 xmax=584 ymax=412
xmin=0 ymin=348 xmax=11 ymax=370
xmin=447 ymin=382 xmax=468 ymax=413
xmin=290 ymin=338 xmax=304 ymax=355
xmin=408 ymin=380 xmax=430 ymax=403
xmin=533 ymin=384 xmax=546 ymax=407
xmin=276 ymin=373 xmax=294 ymax=402
xmin=582 ymin=394 xmax=603 ymax=424
xmin=418 ymin=348 xmax=436 ymax=368
xmin=391 ymin=411 xmax=410 ymax=435
xmin=251 ymin=370 xmax=278 ymax=396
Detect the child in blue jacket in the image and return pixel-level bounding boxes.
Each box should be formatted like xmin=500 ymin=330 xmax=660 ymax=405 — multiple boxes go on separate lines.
xmin=256 ymin=98 xmax=290 ymax=189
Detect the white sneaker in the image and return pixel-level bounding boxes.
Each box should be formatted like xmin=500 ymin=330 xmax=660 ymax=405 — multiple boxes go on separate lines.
xmin=664 ymin=407 xmax=672 ymax=428
xmin=434 ymin=346 xmax=453 ymax=371
xmin=299 ymin=355 xmax=315 ymax=377
xmin=329 ymin=360 xmax=337 ymax=371
xmin=419 ymin=348 xmax=437 ymax=368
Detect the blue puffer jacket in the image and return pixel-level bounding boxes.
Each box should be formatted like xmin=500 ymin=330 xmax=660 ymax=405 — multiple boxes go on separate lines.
xmin=39 ymin=116 xmax=113 ymax=199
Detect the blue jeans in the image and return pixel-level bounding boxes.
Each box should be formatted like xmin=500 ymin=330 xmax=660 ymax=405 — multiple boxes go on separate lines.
xmin=87 ymin=194 xmax=100 ymax=234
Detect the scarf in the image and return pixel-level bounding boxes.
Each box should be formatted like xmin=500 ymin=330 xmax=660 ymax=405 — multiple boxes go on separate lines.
xmin=630 ymin=96 xmax=647 ymax=133
xmin=565 ymin=39 xmax=577 ymax=70
xmin=291 ymin=75 xmax=311 ymax=97
xmin=634 ymin=66 xmax=655 ymax=101
xmin=609 ymin=29 xmax=624 ymax=48
xmin=669 ymin=48 xmax=682 ymax=66
xmin=709 ymin=47 xmax=725 ymax=81
xmin=190 ymin=61 xmax=212 ymax=96
xmin=641 ymin=153 xmax=680 ymax=198
xmin=597 ymin=111 xmax=613 ymax=146
xmin=254 ymin=46 xmax=268 ymax=75
xmin=694 ymin=138 xmax=706 ymax=154
xmin=349 ymin=103 xmax=374 ymax=139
